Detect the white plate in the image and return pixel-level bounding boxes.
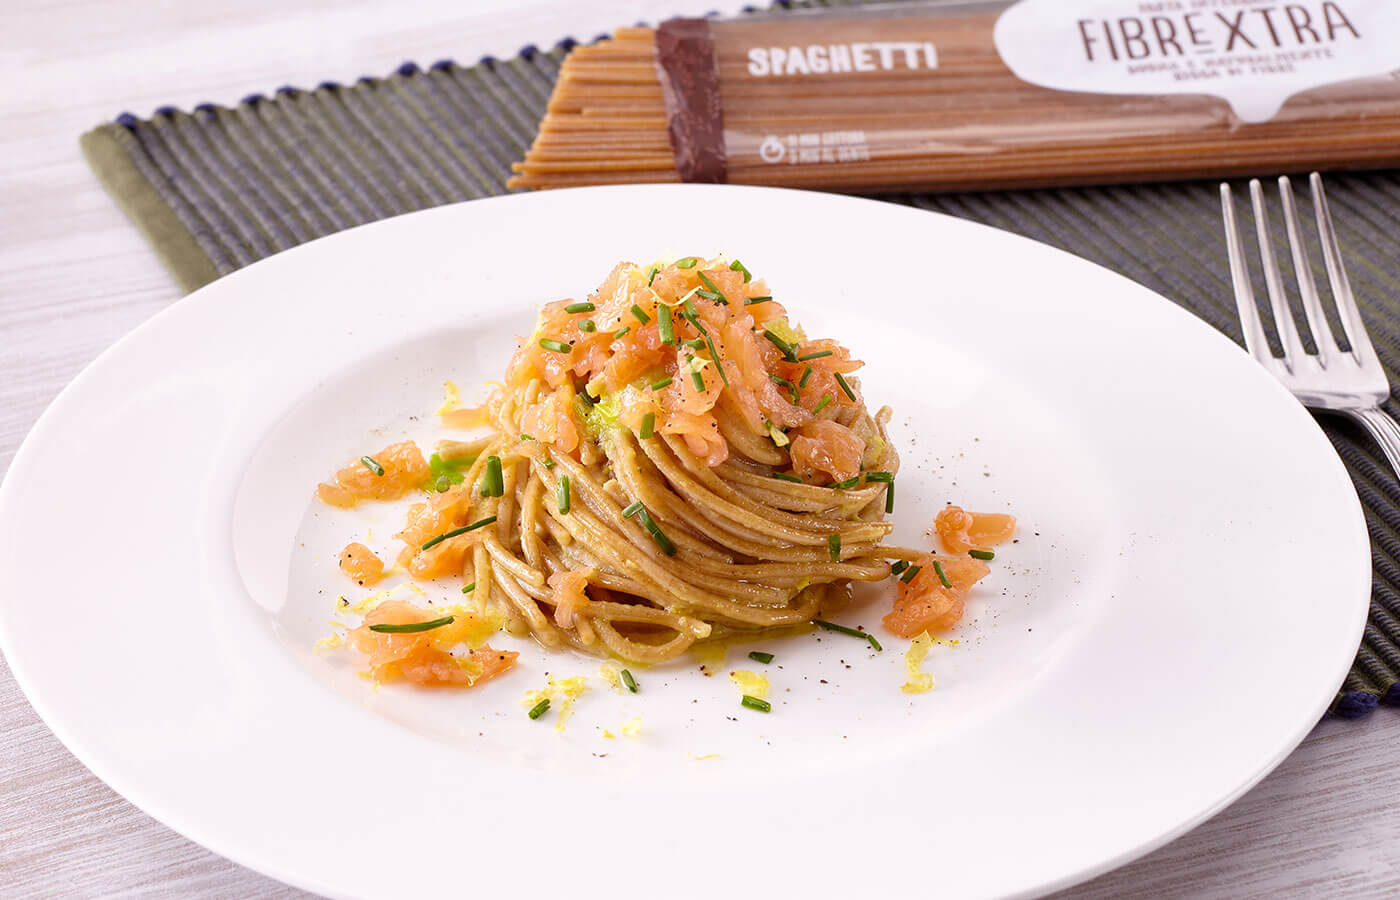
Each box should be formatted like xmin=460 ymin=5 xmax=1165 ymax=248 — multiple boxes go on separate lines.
xmin=0 ymin=185 xmax=1369 ymax=899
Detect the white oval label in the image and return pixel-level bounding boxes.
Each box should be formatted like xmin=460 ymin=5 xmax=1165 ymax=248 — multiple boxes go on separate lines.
xmin=994 ymin=0 xmax=1399 ymax=123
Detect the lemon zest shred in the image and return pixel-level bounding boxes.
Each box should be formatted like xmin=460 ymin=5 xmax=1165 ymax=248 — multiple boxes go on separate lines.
xmin=523 ymin=677 xmax=590 ymax=734
xmin=729 ymin=669 xmax=770 ymax=700
xmin=313 ymin=632 xmax=344 ymax=654
xmin=437 ymin=380 xmax=461 ymax=415
xmin=599 ymin=660 xmax=626 ymax=692
xmin=345 ymin=582 xmax=425 ymax=614
xmin=902 ymin=632 xmax=935 ymax=694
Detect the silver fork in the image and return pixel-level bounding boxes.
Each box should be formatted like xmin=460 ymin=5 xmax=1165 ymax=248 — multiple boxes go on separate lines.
xmin=1220 ymin=172 xmax=1400 ymax=476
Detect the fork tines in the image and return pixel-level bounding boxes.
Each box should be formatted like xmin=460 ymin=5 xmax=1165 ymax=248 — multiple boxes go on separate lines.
xmin=1219 ymin=173 xmax=1379 ymax=375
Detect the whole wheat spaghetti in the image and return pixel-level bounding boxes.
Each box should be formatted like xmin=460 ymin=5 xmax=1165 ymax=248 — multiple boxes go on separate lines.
xmin=509 ymin=1 xmax=1400 ymax=194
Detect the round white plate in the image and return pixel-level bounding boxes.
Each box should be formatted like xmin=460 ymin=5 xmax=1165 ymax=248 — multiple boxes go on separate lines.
xmin=0 ymin=185 xmax=1369 ymax=899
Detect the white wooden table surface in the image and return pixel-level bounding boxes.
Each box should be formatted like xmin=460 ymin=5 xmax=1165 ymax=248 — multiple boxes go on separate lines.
xmin=3 ymin=0 xmax=1399 ymax=896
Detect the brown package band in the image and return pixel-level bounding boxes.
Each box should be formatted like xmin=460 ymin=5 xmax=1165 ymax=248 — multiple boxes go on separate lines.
xmin=511 ymin=1 xmax=1400 ymax=193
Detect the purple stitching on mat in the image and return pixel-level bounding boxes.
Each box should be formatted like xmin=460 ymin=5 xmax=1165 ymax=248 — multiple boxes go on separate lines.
xmin=556 ymin=37 xmax=577 ymax=51
xmin=356 ymin=76 xmax=377 ymax=86
xmin=518 ymin=45 xmax=537 ymax=60
xmin=116 ymin=112 xmax=140 ymax=129
xmin=193 ymin=103 xmax=218 ymax=114
xmin=1385 ymin=682 xmax=1400 ymax=705
xmin=478 ymin=55 xmax=497 ymax=68
xmin=155 ymin=105 xmax=178 ymax=117
xmin=275 ymin=86 xmax=300 ymax=96
xmin=397 ymin=61 xmax=420 ymax=76
xmin=1334 ymin=691 xmax=1378 ymax=719
xmin=429 ymin=59 xmax=455 ymax=71
xmin=591 ymin=32 xmax=609 ymax=43
xmin=241 ymin=93 xmax=265 ymax=105
xmin=317 ymin=81 xmax=340 ymax=91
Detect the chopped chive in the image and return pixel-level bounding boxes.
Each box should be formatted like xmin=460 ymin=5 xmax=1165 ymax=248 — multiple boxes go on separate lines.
xmin=519 ymin=433 xmax=535 ymax=441
xmin=579 ymin=319 xmax=596 ymax=333
xmin=885 ymin=479 xmax=894 ymax=514
xmin=762 ymin=329 xmax=798 ymax=361
xmin=729 ymin=259 xmax=752 ymax=282
xmin=813 ymin=394 xmax=832 ymax=414
xmin=814 ymin=619 xmax=870 ymax=641
xmin=969 ymin=549 xmax=995 ymax=560
xmin=931 ymin=559 xmax=952 ymax=588
xmin=541 ymin=456 xmax=554 ymax=469
xmin=558 ymin=474 xmax=571 ymax=514
xmin=646 ymin=266 xmax=659 ymax=286
xmin=681 ymin=338 xmax=706 ymax=349
xmin=865 ymin=633 xmax=883 ymax=652
xmin=614 ymin=326 xmax=631 ymax=339
xmin=639 ymin=412 xmax=655 ymax=439
xmin=631 ymin=304 xmax=651 ymax=324
xmin=434 ymin=475 xmax=451 ymax=492
xmin=651 ymin=375 xmax=673 ymax=391
xmin=462 ymin=582 xmax=476 ymax=593
xmin=863 ymin=471 xmax=894 ymax=483
xmin=687 ymin=357 xmax=706 ymax=392
xmin=680 ymin=312 xmax=730 ymax=388
xmin=369 ymin=615 xmax=454 ymax=634
xmin=420 ymin=516 xmax=497 ymax=551
xmin=621 ymin=669 xmax=638 ymax=693
xmin=744 ymin=295 xmax=772 ymax=305
xmin=771 ymin=472 xmax=802 ymax=483
xmin=683 ymin=296 xmax=700 ymax=319
xmin=359 ymin=456 xmax=385 ymax=476
xmin=676 ymin=256 xmax=698 ymax=269
xmin=741 ymin=695 xmax=771 ymax=712
xmin=575 ymin=391 xmax=594 ymax=412
xmin=829 ymin=474 xmax=860 ymax=490
xmin=696 ymin=271 xmax=727 ymax=304
xmin=890 ymin=560 xmax=909 ymax=575
xmin=900 ymin=564 xmax=922 ymax=584
xmin=834 ymin=371 xmax=857 ymax=401
xmin=799 ymin=366 xmax=813 ymax=388
xmin=564 ymin=301 xmax=595 ymax=314
xmin=539 ymin=337 xmax=572 ymax=354
xmin=778 ymin=372 xmax=800 ymax=405
xmin=657 ymin=303 xmax=675 ymax=344
xmin=622 ymin=500 xmax=645 ymax=518
xmin=528 ymin=698 xmax=550 ymax=720
xmin=828 ymin=533 xmax=841 ymax=561
xmin=748 ymin=650 xmax=774 ymax=664
xmin=639 ymin=509 xmax=677 ymax=555
xmin=480 ymin=455 xmax=503 ymax=498
xmin=797 ymin=350 xmax=834 ymax=361
xmin=771 ymin=375 xmax=799 ymax=405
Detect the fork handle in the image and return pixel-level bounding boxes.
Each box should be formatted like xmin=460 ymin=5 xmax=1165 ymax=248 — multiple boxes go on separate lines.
xmin=1344 ymin=407 xmax=1400 ymax=481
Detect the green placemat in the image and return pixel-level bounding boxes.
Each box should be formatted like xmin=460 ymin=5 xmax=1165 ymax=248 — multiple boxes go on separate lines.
xmin=80 ymin=11 xmax=1400 ymax=718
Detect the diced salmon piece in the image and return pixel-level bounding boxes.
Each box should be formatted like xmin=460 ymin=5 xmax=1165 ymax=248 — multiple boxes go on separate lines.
xmin=316 ymin=441 xmax=429 ymax=507
xmin=789 ymin=420 xmax=865 ymax=484
xmin=883 ymin=555 xmax=990 ymax=637
xmin=935 ymin=505 xmax=1018 ymax=554
xmin=548 ymin=567 xmax=594 ymax=628
xmin=348 ymin=599 xmax=517 ymax=687
xmin=339 ymin=542 xmax=385 ymax=586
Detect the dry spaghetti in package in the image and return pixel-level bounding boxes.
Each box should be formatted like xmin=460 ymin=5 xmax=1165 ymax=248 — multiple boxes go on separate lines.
xmin=509 ymin=0 xmax=1400 ymax=193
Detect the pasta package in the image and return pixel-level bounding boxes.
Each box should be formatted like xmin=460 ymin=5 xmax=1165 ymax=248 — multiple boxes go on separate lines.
xmin=509 ymin=0 xmax=1400 ymax=193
